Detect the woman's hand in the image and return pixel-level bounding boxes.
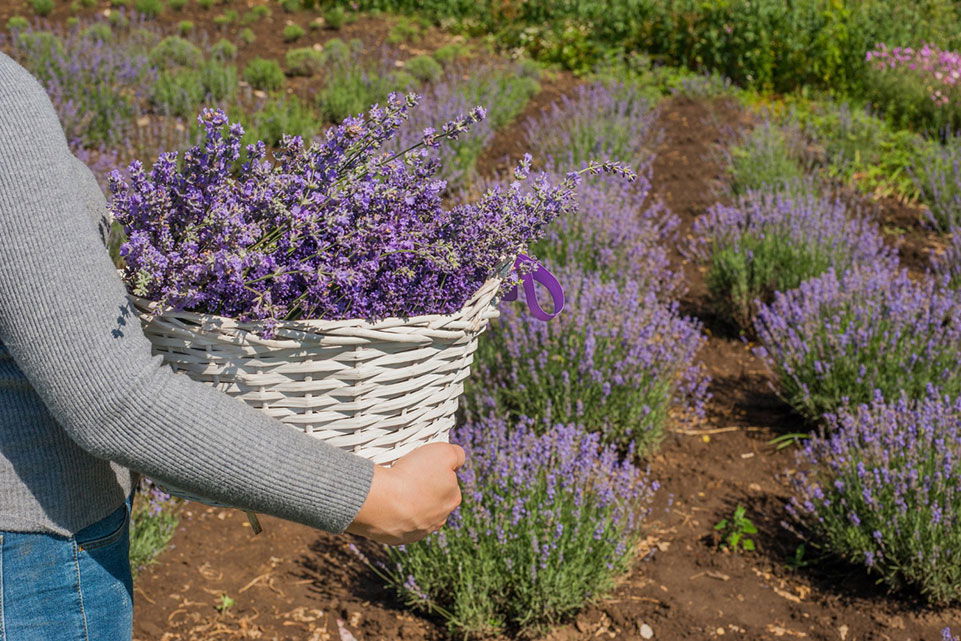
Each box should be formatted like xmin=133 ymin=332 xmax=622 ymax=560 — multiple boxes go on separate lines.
xmin=345 ymin=442 xmax=465 ymax=545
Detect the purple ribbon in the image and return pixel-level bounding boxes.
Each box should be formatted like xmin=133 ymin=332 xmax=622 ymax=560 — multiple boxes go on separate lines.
xmin=502 ymin=254 xmax=564 ymax=321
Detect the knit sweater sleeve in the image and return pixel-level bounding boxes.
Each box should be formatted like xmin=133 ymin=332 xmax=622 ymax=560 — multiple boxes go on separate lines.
xmin=0 ymin=55 xmax=374 ymax=533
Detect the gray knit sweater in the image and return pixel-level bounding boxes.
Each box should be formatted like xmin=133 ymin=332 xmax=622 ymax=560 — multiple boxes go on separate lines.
xmin=0 ymin=53 xmax=375 ymax=536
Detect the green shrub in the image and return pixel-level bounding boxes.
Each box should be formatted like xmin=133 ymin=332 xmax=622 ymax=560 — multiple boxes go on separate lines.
xmin=728 ymin=122 xmax=807 ymax=196
xmin=322 ymin=5 xmax=345 ymax=29
xmin=77 ymin=0 xmax=97 ymax=7
xmin=150 ymin=68 xmax=205 ymax=116
xmin=316 ymin=59 xmax=404 ymax=122
xmin=280 ymin=0 xmax=299 ymax=11
xmin=432 ymin=42 xmax=472 ymax=65
xmin=29 ymin=0 xmax=55 ymax=17
xmin=107 ymin=9 xmax=128 ymax=26
xmin=387 ymin=16 xmax=422 ymax=44
xmin=6 ymin=16 xmax=30 ymax=30
xmin=199 ymin=59 xmax=237 ymax=100
xmin=177 ymin=20 xmax=193 ymax=35
xmin=66 ymin=16 xmax=79 ymax=26
xmin=243 ymin=57 xmax=284 ymax=91
xmin=318 ymin=36 xmax=353 ymax=65
xmin=403 ymin=54 xmax=442 ymax=83
xmin=168 ymin=0 xmax=187 ymax=10
xmin=149 ymin=35 xmax=203 ymax=68
xmin=110 ymin=0 xmax=129 ymax=6
xmin=80 ymin=22 xmax=113 ymax=42
xmin=285 ymin=46 xmax=324 ymax=76
xmin=14 ymin=30 xmax=64 ymax=59
xmin=242 ymin=94 xmax=318 ymax=146
xmin=790 ymin=99 xmax=931 ymax=200
xmin=282 ymin=23 xmax=305 ymax=42
xmin=134 ymin=0 xmax=163 ymax=17
xmin=210 ymin=37 xmax=237 ymax=61
xmin=197 ymin=0 xmax=214 ymax=9
xmin=239 ymin=26 xmax=255 ymax=43
xmin=912 ymin=135 xmax=961 ymax=231
xmin=241 ymin=4 xmax=269 ymax=23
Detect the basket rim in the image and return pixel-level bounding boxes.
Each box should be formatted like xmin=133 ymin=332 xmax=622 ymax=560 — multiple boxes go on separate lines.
xmin=128 ymin=272 xmax=504 ymax=333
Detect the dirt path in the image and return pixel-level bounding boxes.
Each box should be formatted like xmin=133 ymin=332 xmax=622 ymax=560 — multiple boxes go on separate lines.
xmin=134 ymin=94 xmax=961 ymax=641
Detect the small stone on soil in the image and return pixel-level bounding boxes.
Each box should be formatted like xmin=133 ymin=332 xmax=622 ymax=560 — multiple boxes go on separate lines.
xmin=638 ymin=622 xmax=654 ymax=639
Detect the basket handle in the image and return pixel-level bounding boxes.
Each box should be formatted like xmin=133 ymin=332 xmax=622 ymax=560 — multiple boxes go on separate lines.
xmin=503 ymin=254 xmax=564 ymax=321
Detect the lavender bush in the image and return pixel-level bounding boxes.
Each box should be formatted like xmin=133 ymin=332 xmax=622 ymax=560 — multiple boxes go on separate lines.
xmin=468 ymin=266 xmax=708 ymax=454
xmin=755 ymin=266 xmax=961 ymax=421
xmin=360 ymin=416 xmax=657 ymax=639
xmin=726 ymin=121 xmax=808 ymax=196
xmin=690 ymin=191 xmax=895 ymax=330
xmin=391 ymin=63 xmax=539 ymax=188
xmin=109 ymin=100 xmax=634 ymax=329
xmin=529 ymin=172 xmax=680 ymax=296
xmin=789 ymin=392 xmax=961 ymax=604
xmin=913 ymin=135 xmax=961 ymax=231
xmin=523 ymin=81 xmax=658 ymax=172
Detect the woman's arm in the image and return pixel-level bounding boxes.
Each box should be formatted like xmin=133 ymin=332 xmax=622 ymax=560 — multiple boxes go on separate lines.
xmin=0 ymin=55 xmax=375 ymax=533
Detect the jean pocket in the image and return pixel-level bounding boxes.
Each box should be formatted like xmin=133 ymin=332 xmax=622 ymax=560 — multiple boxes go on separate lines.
xmin=74 ymin=504 xmax=129 ymax=551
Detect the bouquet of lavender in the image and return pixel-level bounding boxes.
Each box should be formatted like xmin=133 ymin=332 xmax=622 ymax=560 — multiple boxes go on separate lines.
xmin=109 ymin=93 xmax=634 ymax=333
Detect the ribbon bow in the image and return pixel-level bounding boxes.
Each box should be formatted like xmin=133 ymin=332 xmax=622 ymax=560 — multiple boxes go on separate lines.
xmin=502 ymin=254 xmax=564 ymax=321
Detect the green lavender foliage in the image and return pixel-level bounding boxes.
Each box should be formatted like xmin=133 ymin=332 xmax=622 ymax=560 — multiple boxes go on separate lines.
xmin=243 ymin=57 xmax=285 ymax=91
xmin=282 ymin=23 xmax=305 ymax=42
xmin=404 ymin=54 xmax=443 ymax=83
xmin=285 ymin=47 xmax=324 ymax=76
xmin=149 ymin=35 xmax=203 ymax=68
xmin=727 ymin=122 xmax=808 ymax=196
xmin=29 ymin=0 xmax=55 ymax=17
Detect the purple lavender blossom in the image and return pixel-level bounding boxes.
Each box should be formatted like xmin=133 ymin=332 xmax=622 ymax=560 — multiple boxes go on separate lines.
xmin=755 ymin=264 xmax=961 ymax=419
xmin=790 ymin=391 xmax=961 ymax=604
xmin=689 ymin=190 xmax=896 ymax=328
xmin=380 ymin=415 xmax=658 ymax=638
xmin=523 ymin=81 xmax=658 ymax=173
xmin=109 ymin=102 xmax=634 ymax=327
xmin=390 ymin=62 xmax=539 ymax=188
xmin=469 ymin=264 xmax=709 ymax=454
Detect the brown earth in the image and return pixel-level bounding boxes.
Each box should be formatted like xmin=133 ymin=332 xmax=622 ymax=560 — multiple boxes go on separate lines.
xmin=131 ymin=94 xmax=961 ymax=641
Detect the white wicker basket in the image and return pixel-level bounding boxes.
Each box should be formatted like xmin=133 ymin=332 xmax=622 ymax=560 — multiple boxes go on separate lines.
xmin=131 ymin=275 xmax=503 ymax=469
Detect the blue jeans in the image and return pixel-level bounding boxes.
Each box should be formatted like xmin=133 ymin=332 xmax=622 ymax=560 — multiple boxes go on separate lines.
xmin=0 ymin=496 xmax=133 ymax=641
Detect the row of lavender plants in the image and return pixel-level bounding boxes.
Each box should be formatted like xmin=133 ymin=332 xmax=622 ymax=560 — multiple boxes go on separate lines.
xmin=362 ymin=82 xmax=713 ymax=639
xmin=698 ymin=116 xmax=961 ymax=608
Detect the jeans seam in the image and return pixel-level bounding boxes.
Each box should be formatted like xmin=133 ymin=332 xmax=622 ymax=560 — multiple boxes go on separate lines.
xmin=72 ymin=540 xmax=90 ymax=641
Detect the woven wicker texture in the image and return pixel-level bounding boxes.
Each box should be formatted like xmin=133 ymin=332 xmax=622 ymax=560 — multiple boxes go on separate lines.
xmin=131 ymin=276 xmax=502 ymax=468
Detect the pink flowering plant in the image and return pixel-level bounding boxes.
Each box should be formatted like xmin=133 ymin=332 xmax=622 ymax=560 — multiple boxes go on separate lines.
xmin=108 ymin=95 xmax=635 ymax=331
xmin=865 ymin=43 xmax=961 ymax=134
